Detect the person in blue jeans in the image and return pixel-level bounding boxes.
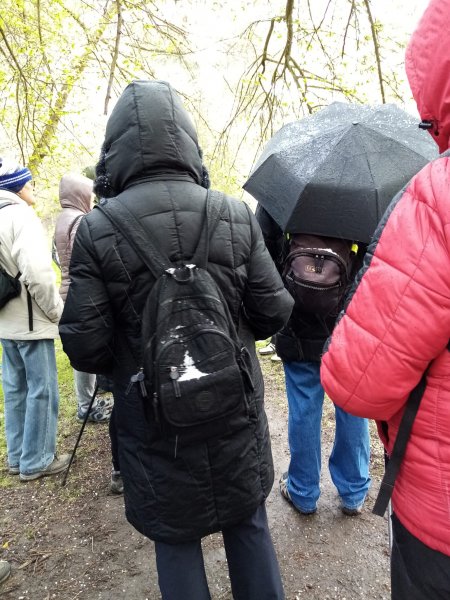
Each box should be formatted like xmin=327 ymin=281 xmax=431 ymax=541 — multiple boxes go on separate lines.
xmin=256 ymin=205 xmax=371 ymax=515
xmin=0 ymin=159 xmax=70 ymax=481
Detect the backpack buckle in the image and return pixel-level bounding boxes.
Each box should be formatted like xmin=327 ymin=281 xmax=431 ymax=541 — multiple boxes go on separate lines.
xmin=166 ymin=264 xmax=195 ymax=283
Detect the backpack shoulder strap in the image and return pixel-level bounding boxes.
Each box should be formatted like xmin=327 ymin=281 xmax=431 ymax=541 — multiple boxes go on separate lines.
xmin=372 ymin=364 xmax=429 ymax=517
xmin=96 ymin=199 xmax=170 ymax=280
xmin=373 ymin=336 xmax=450 ymax=517
xmin=191 ymin=190 xmax=225 ymax=269
xmin=68 ymin=213 xmax=84 ymax=240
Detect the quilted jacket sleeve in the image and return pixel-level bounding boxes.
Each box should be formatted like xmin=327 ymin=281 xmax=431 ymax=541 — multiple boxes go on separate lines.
xmin=59 ymin=217 xmax=115 ymax=374
xmin=241 ymin=205 xmax=294 ymax=340
xmin=321 ymin=158 xmax=450 ymax=420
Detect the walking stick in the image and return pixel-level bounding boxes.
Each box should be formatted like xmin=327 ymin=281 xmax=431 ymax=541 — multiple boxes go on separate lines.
xmin=62 ymin=381 xmax=99 ymax=486
xmin=385 ymin=450 xmax=393 ymax=553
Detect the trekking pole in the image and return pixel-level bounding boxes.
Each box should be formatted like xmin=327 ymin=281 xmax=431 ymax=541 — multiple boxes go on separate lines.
xmin=385 ymin=451 xmax=393 ymax=553
xmin=388 ymin=499 xmax=393 ymax=552
xmin=62 ymin=381 xmax=99 ymax=486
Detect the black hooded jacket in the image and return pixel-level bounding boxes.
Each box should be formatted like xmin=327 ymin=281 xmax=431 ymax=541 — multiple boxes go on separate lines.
xmin=59 ymin=80 xmax=293 ymax=542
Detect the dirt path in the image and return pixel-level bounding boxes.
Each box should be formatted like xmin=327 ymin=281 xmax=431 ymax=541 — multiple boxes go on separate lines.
xmin=0 ymin=357 xmax=390 ymax=599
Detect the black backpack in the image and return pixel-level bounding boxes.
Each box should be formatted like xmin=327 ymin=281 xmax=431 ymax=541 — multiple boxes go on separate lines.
xmin=98 ymin=191 xmax=254 ymax=446
xmin=282 ymin=233 xmax=356 ymax=317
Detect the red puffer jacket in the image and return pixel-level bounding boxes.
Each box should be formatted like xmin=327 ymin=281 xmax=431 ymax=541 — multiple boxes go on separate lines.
xmin=321 ymin=0 xmax=450 ymax=557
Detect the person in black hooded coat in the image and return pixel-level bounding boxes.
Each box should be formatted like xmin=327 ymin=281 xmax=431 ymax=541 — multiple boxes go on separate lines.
xmin=59 ymin=80 xmax=293 ymax=600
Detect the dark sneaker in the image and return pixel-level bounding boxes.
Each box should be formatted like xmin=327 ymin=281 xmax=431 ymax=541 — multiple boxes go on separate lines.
xmin=110 ymin=471 xmax=124 ymax=495
xmin=341 ymin=503 xmax=364 ymax=516
xmin=0 ymin=560 xmax=11 ymax=584
xmin=20 ymin=454 xmax=71 ymax=481
xmin=279 ymin=472 xmax=317 ymax=515
xmin=8 ymin=465 xmax=19 ymax=476
xmin=77 ymin=395 xmax=113 ymax=423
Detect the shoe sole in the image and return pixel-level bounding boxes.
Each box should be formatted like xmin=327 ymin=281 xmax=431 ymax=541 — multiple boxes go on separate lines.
xmin=20 ymin=470 xmax=67 ymax=481
xmin=77 ymin=412 xmax=111 ymax=423
xmin=341 ymin=506 xmax=363 ymax=516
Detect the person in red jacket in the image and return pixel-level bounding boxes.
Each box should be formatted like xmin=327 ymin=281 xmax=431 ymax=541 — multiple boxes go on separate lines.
xmin=321 ymin=1 xmax=450 ymax=597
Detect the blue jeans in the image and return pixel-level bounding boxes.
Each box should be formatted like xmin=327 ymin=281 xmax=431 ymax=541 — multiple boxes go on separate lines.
xmin=283 ymin=360 xmax=371 ymax=513
xmin=1 ymin=339 xmax=59 ymax=475
xmin=155 ymin=503 xmax=284 ymax=599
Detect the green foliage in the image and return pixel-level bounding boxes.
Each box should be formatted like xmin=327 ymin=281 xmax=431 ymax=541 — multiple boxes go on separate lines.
xmin=0 ymin=0 xmax=416 ymax=223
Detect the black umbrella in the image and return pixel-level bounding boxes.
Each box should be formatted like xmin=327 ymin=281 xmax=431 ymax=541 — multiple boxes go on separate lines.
xmin=244 ymin=102 xmax=438 ymax=243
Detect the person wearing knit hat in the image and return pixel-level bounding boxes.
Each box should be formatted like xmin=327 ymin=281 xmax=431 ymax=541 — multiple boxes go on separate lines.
xmin=0 ymin=157 xmax=70 ymax=480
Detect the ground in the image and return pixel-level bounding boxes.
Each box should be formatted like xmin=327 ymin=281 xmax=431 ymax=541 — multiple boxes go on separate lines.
xmin=0 ymin=355 xmax=390 ymax=600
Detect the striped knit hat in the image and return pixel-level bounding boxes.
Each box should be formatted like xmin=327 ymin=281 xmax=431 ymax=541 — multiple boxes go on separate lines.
xmin=0 ymin=158 xmax=32 ymax=193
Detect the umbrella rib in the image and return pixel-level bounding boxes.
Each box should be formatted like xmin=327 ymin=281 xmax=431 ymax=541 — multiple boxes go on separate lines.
xmin=363 ymin=123 xmax=436 ymax=162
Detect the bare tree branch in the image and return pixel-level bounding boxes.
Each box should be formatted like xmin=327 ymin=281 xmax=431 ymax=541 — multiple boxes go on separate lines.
xmin=104 ymin=0 xmax=122 ymax=114
xmin=362 ymin=0 xmax=386 ymax=103
xmin=342 ymin=0 xmax=356 ymax=57
xmin=28 ymin=2 xmax=117 ymax=173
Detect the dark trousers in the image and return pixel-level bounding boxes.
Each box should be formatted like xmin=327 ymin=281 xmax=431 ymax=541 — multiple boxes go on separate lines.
xmin=391 ymin=513 xmax=450 ymax=600
xmin=154 ymin=503 xmax=285 ymax=600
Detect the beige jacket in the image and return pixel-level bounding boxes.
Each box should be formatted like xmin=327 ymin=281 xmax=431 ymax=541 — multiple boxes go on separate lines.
xmin=0 ymin=190 xmax=63 ymax=339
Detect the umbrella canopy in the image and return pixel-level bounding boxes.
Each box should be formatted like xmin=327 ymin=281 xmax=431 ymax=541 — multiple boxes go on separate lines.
xmin=244 ymin=102 xmax=438 ymax=243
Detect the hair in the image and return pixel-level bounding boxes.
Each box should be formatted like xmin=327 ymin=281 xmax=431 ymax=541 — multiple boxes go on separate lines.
xmin=198 ymin=147 xmax=210 ymax=189
xmin=93 ymin=144 xmax=115 ymax=199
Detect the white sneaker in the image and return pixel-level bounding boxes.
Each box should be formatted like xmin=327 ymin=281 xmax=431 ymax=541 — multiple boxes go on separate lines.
xmin=271 ymin=353 xmax=282 ymax=362
xmin=259 ymin=342 xmax=276 ymax=355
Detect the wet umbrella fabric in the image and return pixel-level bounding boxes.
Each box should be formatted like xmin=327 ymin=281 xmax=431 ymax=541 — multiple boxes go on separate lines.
xmin=243 ymin=102 xmax=438 ymax=243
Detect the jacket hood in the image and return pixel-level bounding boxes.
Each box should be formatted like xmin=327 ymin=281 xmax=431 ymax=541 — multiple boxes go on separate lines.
xmin=59 ymin=173 xmax=93 ymax=212
xmin=405 ymin=0 xmax=450 ymax=153
xmin=98 ymin=80 xmax=204 ymax=195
